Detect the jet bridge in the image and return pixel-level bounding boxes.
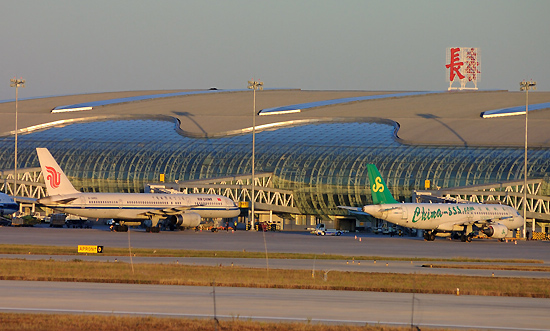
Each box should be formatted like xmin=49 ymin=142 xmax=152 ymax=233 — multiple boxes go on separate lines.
xmin=1 ymin=167 xmax=46 ymax=199
xmin=146 ymin=172 xmax=300 ymax=214
xmin=0 ymin=167 xmax=46 ymax=213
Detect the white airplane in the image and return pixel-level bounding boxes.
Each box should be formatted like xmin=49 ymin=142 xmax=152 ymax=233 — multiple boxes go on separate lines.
xmin=36 ymin=148 xmax=240 ymax=232
xmin=340 ymin=164 xmax=524 ymax=242
xmin=0 ymin=192 xmax=19 ymax=216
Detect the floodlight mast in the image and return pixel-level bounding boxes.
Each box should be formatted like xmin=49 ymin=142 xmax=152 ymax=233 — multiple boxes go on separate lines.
xmin=9 ymin=77 xmax=25 ymax=199
xmin=247 ymin=80 xmax=263 ymax=231
xmin=519 ymin=79 xmax=536 ymax=239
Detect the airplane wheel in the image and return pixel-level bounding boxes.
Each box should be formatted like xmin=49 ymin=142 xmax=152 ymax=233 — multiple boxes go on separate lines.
xmin=467 ymin=236 xmax=472 ymax=242
xmin=424 ymin=231 xmax=435 ymax=241
xmin=460 ymin=234 xmax=467 ymax=242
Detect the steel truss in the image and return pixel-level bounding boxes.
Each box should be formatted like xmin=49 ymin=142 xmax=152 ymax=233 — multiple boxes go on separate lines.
xmin=0 ymin=167 xmax=46 ymax=199
xmin=147 ymin=172 xmax=299 ymax=214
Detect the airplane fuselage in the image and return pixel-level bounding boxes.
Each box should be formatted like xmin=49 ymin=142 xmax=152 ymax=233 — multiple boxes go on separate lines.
xmin=39 ymin=192 xmax=240 ymax=220
xmin=363 ymin=203 xmax=524 ymax=231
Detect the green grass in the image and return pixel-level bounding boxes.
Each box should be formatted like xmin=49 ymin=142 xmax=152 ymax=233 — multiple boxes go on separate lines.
xmin=0 ymin=244 xmax=543 ymax=264
xmin=1 ymin=258 xmax=549 ymax=298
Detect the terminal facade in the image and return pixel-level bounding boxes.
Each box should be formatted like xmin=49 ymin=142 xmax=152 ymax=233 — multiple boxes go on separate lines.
xmin=1 ymin=89 xmax=550 ymax=233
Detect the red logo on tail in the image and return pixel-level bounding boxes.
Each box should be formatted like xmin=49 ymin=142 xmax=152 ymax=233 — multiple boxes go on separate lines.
xmin=45 ymin=166 xmax=61 ymax=189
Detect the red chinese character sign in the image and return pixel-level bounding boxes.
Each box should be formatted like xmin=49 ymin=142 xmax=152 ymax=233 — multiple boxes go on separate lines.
xmin=446 ymin=47 xmax=480 ymax=90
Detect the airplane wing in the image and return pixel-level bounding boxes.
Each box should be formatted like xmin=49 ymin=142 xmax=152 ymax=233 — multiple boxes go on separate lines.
xmin=338 ymin=205 xmax=400 ymax=215
xmin=436 ymin=216 xmax=512 ymax=231
xmin=436 ymin=220 xmax=471 ymax=232
xmin=473 ymin=217 xmax=513 ymax=227
xmin=337 ymin=206 xmax=373 ymax=215
xmin=13 ymin=196 xmax=38 ymax=203
xmin=338 ymin=206 xmax=362 ymax=212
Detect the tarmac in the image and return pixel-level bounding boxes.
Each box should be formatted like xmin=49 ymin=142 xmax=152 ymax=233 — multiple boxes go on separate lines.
xmin=2 ymin=225 xmax=550 ymax=330
xmin=1 ymin=223 xmax=549 ymax=265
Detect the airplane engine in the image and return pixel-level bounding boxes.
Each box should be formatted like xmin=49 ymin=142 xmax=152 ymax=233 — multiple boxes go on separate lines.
xmin=482 ymin=223 xmax=508 ymax=239
xmin=168 ymin=213 xmax=201 ymax=228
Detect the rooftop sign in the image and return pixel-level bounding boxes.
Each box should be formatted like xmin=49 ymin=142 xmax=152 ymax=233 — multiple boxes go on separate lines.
xmin=446 ymin=47 xmax=480 ymax=91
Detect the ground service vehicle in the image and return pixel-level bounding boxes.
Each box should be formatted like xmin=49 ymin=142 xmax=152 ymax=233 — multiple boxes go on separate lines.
xmin=49 ymin=214 xmax=66 ymax=228
xmin=314 ymin=223 xmax=345 ymax=236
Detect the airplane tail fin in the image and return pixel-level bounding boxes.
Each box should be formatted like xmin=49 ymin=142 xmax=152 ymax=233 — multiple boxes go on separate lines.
xmin=36 ymin=148 xmax=79 ymax=196
xmin=367 ymin=164 xmax=399 ymax=204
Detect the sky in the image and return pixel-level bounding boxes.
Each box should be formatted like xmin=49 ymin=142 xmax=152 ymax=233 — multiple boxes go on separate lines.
xmin=1 ymin=1 xmax=548 ymax=100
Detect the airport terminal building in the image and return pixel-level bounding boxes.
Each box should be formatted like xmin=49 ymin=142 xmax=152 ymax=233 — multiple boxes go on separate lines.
xmin=1 ymin=89 xmax=550 ymax=232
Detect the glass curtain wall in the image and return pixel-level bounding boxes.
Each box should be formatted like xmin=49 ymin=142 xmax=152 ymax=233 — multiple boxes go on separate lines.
xmin=1 ymin=118 xmax=549 ymax=216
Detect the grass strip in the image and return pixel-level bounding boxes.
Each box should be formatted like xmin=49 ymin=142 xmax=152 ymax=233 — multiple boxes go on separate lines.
xmin=1 ymin=259 xmax=548 ymax=298
xmin=0 ymin=244 xmax=542 ymax=264
xmin=0 ymin=313 xmax=450 ymax=331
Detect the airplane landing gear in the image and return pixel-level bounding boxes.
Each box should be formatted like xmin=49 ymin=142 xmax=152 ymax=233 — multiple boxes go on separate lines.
xmin=460 ymin=225 xmax=474 ymax=242
xmin=423 ymin=230 xmax=436 ymax=241
xmin=146 ymin=226 xmax=160 ymax=233
xmin=112 ymin=223 xmax=128 ymax=232
xmin=460 ymin=233 xmax=472 ymax=242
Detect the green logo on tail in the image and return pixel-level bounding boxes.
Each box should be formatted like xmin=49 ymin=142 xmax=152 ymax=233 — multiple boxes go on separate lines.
xmin=367 ymin=164 xmax=398 ymax=205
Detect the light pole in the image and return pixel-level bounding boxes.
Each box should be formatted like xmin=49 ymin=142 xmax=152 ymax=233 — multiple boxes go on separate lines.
xmin=247 ymin=79 xmax=263 ymax=231
xmin=10 ymin=77 xmax=25 ymax=198
xmin=520 ymin=79 xmax=536 ymax=238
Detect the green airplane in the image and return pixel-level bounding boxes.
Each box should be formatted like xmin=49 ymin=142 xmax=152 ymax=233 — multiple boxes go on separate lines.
xmin=340 ymin=164 xmax=523 ymax=242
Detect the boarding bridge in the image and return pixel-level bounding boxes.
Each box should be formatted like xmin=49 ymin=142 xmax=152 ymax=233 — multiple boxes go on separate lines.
xmin=146 ymin=172 xmax=300 ymax=214
xmin=0 ymin=167 xmax=46 ymax=213
xmin=414 ymin=178 xmax=550 ymax=232
xmin=0 ymin=167 xmax=46 ymax=199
